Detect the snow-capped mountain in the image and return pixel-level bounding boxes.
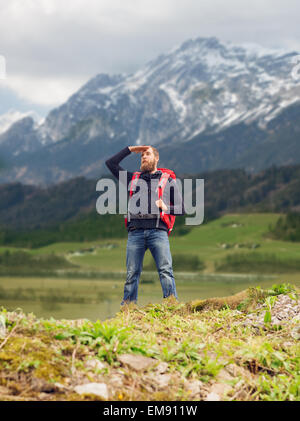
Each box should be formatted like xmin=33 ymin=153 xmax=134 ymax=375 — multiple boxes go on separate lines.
xmin=34 ymin=36 xmax=299 ymax=146
xmin=0 ymin=36 xmax=300 ymax=185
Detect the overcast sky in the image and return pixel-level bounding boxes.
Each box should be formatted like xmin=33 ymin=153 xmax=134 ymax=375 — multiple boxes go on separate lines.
xmin=0 ymin=0 xmax=300 ymax=119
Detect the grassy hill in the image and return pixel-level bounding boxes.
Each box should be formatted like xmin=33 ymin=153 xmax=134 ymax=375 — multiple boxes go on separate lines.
xmin=0 ymin=284 xmax=299 ymax=401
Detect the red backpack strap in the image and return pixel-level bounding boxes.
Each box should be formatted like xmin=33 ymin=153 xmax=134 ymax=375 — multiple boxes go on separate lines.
xmin=157 ymin=172 xmax=171 ymax=200
xmin=157 ymin=168 xmax=176 ymax=180
xmin=156 ymin=170 xmax=177 ymax=235
xmin=129 ymin=171 xmax=141 ymax=196
xmin=156 ymin=172 xmax=170 ymax=228
xmin=125 ymin=171 xmax=141 ymax=227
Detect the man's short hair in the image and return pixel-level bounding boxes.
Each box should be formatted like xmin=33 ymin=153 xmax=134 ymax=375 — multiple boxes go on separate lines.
xmin=151 ymin=146 xmax=159 ymax=159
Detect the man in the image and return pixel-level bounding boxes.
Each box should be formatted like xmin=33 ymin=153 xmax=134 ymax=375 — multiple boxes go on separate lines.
xmin=105 ymin=145 xmax=185 ymax=306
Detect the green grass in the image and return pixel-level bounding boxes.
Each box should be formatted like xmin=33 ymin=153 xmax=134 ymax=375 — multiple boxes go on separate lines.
xmin=0 ymin=284 xmax=299 ymax=401
xmin=35 ymin=213 xmax=300 ymax=274
xmin=1 ymin=213 xmax=300 ymax=278
xmin=144 ymin=253 xmax=206 ymax=272
xmin=215 ymin=252 xmax=300 ymax=274
xmin=0 ymin=250 xmax=77 ymax=276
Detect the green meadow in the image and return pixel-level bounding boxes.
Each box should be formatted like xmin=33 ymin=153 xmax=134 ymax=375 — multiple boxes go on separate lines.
xmin=1 ymin=213 xmax=300 ymax=320
xmin=19 ymin=212 xmax=300 ymax=274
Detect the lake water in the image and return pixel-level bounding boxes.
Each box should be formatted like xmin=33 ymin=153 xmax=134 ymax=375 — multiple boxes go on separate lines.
xmin=0 ymin=273 xmax=297 ymax=322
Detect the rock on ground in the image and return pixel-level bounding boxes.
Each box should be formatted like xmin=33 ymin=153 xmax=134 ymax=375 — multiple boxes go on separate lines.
xmin=73 ymin=382 xmax=109 ymax=400
xmin=117 ymin=353 xmax=156 ymax=371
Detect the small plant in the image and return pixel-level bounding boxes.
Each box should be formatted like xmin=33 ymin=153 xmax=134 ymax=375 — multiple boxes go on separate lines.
xmin=18 ymin=360 xmax=41 ymax=373
xmin=266 ymin=283 xmax=298 ymax=298
xmin=263 ymin=296 xmax=277 ymax=324
xmin=236 ymin=283 xmax=298 ymax=313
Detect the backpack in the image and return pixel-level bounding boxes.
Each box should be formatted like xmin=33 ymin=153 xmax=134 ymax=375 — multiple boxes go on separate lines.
xmin=124 ymin=168 xmax=177 ymax=236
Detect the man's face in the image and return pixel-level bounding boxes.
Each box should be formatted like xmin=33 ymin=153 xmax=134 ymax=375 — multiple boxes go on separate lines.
xmin=140 ymin=148 xmax=158 ymax=173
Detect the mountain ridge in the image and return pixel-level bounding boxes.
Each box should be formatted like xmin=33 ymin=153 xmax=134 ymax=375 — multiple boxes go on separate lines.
xmin=0 ymin=35 xmax=299 ymax=185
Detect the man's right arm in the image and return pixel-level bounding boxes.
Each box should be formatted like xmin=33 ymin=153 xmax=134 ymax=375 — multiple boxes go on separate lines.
xmin=105 ymin=145 xmax=151 ymax=185
xmin=105 ymin=147 xmax=133 ymax=185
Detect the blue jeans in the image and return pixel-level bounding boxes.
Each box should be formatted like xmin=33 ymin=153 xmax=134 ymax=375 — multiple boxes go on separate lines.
xmin=121 ymin=229 xmax=178 ymax=305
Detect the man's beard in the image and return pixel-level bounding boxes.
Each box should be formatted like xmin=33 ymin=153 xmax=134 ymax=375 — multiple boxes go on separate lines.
xmin=140 ymin=159 xmax=156 ymax=173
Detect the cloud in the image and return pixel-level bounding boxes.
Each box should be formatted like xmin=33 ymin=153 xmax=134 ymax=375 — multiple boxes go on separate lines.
xmin=0 ymin=108 xmax=43 ymax=135
xmin=2 ymin=73 xmax=87 ymax=106
xmin=1 ymin=0 xmax=300 ymax=110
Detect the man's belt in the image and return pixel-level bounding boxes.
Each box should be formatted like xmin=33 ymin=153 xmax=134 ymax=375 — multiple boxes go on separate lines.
xmin=129 ymin=213 xmax=158 ymax=219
